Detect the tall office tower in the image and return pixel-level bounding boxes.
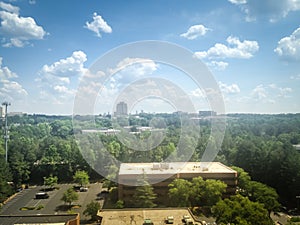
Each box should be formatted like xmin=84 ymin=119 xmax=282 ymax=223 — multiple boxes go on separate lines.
xmin=115 ymin=101 xmax=128 ymax=116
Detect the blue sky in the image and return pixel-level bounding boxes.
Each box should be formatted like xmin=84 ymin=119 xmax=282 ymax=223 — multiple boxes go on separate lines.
xmin=0 ymin=0 xmax=300 ymax=114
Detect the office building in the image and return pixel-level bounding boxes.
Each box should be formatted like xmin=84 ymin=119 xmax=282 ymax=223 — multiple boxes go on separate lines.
xmin=118 ymin=162 xmax=237 ymax=205
xmin=115 ymin=101 xmax=128 ymax=116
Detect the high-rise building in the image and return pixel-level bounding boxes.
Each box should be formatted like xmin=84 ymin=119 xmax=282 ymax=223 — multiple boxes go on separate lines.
xmin=115 ymin=101 xmax=128 ymax=116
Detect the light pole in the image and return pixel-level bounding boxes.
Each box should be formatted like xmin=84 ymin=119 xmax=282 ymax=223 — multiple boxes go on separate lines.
xmin=2 ymin=102 xmax=10 ymax=162
xmin=296 ymin=196 xmax=300 ymax=211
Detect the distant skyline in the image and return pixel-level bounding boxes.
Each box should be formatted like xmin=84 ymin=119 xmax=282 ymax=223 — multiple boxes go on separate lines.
xmin=1 ymin=1 xmax=300 ymax=114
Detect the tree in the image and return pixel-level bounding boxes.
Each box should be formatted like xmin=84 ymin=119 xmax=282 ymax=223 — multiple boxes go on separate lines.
xmin=200 ymin=179 xmax=227 ymax=207
xmin=43 ymin=175 xmax=58 ymax=190
xmin=9 ymin=152 xmax=31 ymax=186
xmin=169 ymin=177 xmax=226 ymax=208
xmin=132 ymin=173 xmax=157 ymax=208
xmin=83 ymin=201 xmax=101 ymax=221
xmin=73 ymin=170 xmax=89 ymax=187
xmin=168 ymin=179 xmax=191 ymax=207
xmin=232 ymin=167 xmax=280 ymax=216
xmin=0 ymin=157 xmax=13 ymax=202
xmin=247 ymin=181 xmax=280 ymax=216
xmin=231 ymin=166 xmax=251 ymax=195
xmin=212 ymin=195 xmax=273 ymax=225
xmin=61 ymin=188 xmax=79 ymax=205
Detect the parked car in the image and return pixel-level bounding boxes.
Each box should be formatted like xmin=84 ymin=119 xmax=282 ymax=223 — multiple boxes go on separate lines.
xmin=182 ymin=215 xmax=193 ymax=225
xmin=35 ymin=192 xmax=49 ymax=199
xmin=143 ymin=218 xmax=154 ymax=225
xmin=166 ymin=216 xmax=174 ymax=224
xmin=80 ymin=187 xmax=88 ymax=192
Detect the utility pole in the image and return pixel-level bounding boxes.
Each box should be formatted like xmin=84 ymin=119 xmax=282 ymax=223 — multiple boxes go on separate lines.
xmin=2 ymin=102 xmax=10 ymax=162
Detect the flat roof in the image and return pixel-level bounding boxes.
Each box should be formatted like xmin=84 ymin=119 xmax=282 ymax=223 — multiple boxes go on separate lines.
xmin=97 ymin=209 xmax=199 ymax=225
xmin=0 ymin=214 xmax=78 ymax=225
xmin=119 ymin=162 xmax=236 ymax=175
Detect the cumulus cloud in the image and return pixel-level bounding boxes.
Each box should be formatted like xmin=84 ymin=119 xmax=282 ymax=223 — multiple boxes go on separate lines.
xmin=251 ymin=84 xmax=268 ymax=99
xmin=194 ymin=36 xmax=259 ymax=59
xmin=207 ymin=61 xmax=229 ymax=71
xmin=219 ymin=82 xmax=240 ymax=94
xmin=40 ymin=51 xmax=87 ymax=77
xmin=0 ymin=57 xmax=28 ymax=100
xmin=85 ymin=12 xmax=112 ymax=37
xmin=180 ymin=24 xmax=210 ymax=40
xmin=36 ymin=51 xmax=88 ymax=104
xmin=228 ymin=0 xmax=300 ymax=22
xmin=251 ymin=84 xmax=292 ymax=101
xmin=0 ymin=57 xmax=17 ymax=79
xmin=274 ymin=27 xmax=300 ymax=61
xmin=0 ymin=1 xmax=19 ymax=14
xmin=0 ymin=80 xmax=28 ymax=96
xmin=109 ymin=57 xmax=158 ymax=77
xmin=0 ymin=2 xmax=47 ymax=47
xmin=190 ymin=88 xmax=205 ymax=98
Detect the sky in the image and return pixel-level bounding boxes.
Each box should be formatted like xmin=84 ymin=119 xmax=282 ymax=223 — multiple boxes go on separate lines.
xmin=0 ymin=0 xmax=300 ymax=115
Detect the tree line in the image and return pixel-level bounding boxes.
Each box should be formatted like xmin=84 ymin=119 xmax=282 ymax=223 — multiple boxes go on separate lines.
xmin=0 ymin=113 xmax=299 ymax=210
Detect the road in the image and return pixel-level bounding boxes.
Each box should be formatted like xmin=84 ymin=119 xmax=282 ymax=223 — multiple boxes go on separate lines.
xmin=0 ymin=183 xmax=104 ymax=221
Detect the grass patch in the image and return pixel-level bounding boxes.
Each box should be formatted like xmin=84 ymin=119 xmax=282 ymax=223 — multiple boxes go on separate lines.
xmin=36 ymin=205 xmax=44 ymax=210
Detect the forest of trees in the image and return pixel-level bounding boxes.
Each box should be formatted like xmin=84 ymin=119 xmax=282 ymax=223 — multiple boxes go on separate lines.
xmin=0 ymin=112 xmax=299 ymax=212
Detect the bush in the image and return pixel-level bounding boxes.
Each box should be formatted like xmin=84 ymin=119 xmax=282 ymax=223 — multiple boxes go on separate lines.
xmin=115 ymin=200 xmax=124 ymax=209
xmin=290 ymin=217 xmax=300 ymax=222
xmin=36 ymin=205 xmax=44 ymax=210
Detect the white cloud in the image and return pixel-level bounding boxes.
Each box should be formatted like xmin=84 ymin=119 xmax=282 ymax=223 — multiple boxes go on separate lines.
xmin=278 ymin=87 xmax=292 ymax=97
xmin=251 ymin=84 xmax=268 ymax=100
xmin=0 ymin=57 xmax=27 ymax=101
xmin=0 ymin=2 xmax=47 ymax=47
xmin=274 ymin=27 xmax=300 ymax=61
xmin=190 ymin=88 xmax=205 ymax=98
xmin=228 ymin=0 xmax=247 ymax=4
xmin=36 ymin=51 xmax=88 ymax=105
xmin=194 ymin=36 xmax=259 ymax=59
xmin=228 ymin=0 xmax=300 ymax=22
xmin=54 ymin=85 xmax=75 ymax=95
xmin=85 ymin=12 xmax=112 ymax=37
xmin=0 ymin=1 xmax=19 ymax=14
xmin=1 ymin=80 xmax=28 ymax=96
xmin=207 ymin=61 xmax=229 ymax=70
xmin=0 ymin=57 xmax=17 ymax=79
xmin=219 ymin=81 xmax=240 ymax=94
xmin=267 ymin=84 xmax=293 ymax=97
xmin=251 ymin=84 xmax=293 ymax=101
xmin=40 ymin=51 xmax=87 ymax=77
xmin=290 ymin=74 xmax=300 ymax=80
xmin=180 ymin=24 xmax=210 ymax=40
xmin=109 ymin=57 xmax=158 ymax=77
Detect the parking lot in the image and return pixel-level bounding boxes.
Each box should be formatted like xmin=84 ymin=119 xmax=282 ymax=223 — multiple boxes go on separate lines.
xmin=0 ymin=183 xmax=104 ymax=221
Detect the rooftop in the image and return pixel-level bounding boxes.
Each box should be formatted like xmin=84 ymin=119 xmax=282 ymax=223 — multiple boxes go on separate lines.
xmin=0 ymin=214 xmax=79 ymax=225
xmin=119 ymin=162 xmax=236 ymax=175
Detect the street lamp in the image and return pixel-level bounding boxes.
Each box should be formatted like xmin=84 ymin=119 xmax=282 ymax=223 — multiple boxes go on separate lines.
xmin=2 ymin=102 xmax=10 ymax=162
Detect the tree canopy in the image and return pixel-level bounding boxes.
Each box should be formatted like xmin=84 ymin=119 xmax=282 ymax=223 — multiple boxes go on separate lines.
xmin=61 ymin=187 xmax=79 ymax=206
xmin=212 ymin=194 xmax=273 ymax=225
xmin=73 ymin=170 xmax=89 ymax=187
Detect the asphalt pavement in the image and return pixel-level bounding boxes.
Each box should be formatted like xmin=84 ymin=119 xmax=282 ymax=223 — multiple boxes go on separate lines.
xmin=0 ymin=183 xmax=104 ymax=222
